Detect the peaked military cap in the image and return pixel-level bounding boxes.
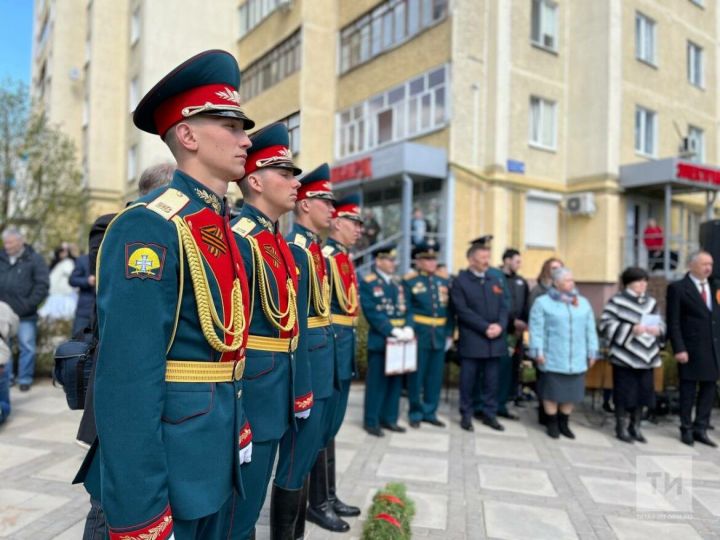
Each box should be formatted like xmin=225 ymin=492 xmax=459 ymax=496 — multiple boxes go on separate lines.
xmin=469 ymin=234 xmax=493 ymax=247
xmin=133 ymin=49 xmax=255 ymax=137
xmin=372 ymin=243 xmax=397 ymax=260
xmin=242 ymin=122 xmax=301 ymax=178
xmin=297 ymin=163 xmax=334 ymax=201
xmin=332 ymin=193 xmax=363 ymax=223
xmin=413 ymin=241 xmax=440 ymax=260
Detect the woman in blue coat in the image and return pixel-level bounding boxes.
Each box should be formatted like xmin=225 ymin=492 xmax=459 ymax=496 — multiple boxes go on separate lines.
xmin=529 ymin=267 xmax=598 ymax=439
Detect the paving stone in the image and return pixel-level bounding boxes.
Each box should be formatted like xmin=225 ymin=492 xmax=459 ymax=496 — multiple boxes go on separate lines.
xmin=556 ymin=423 xmax=613 ymax=448
xmin=475 ymin=434 xmax=540 ymax=462
xmin=606 ymin=515 xmax=703 ymax=539
xmin=560 ymin=446 xmax=635 ymax=473
xmin=0 ymin=443 xmax=50 ymax=472
xmin=0 ymin=488 xmax=70 ymax=536
xmin=641 ymin=433 xmax=699 ymax=455
xmin=407 ymin=490 xmax=448 ymax=529
xmin=335 ymin=447 xmax=356 ymax=475
xmin=580 ymin=476 xmax=676 ymax=511
xmin=692 ymin=486 xmax=720 ymax=516
xmin=474 ymin=418 xmax=529 ymax=438
xmin=389 ymin=429 xmax=450 ymax=452
xmin=20 ymin=420 xmax=83 ymax=443
xmin=478 ymin=464 xmax=557 ymax=497
xmin=52 ymin=519 xmax=86 ymax=539
xmin=483 ymin=500 xmax=578 ymax=540
xmin=31 ymin=453 xmax=86 ymax=483
xmin=334 ymin=420 xmax=368 ymax=445
xmin=377 ymin=453 xmax=448 ymax=484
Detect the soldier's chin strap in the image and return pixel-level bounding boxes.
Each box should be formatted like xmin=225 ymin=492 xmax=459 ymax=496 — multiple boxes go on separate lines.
xmin=173 ymin=216 xmax=246 ymax=353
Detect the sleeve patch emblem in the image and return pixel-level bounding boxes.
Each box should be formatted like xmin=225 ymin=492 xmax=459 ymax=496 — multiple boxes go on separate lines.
xmin=125 ymin=242 xmax=167 ymax=280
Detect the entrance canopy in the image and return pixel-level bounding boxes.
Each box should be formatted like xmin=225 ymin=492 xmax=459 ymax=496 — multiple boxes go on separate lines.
xmin=620 ymin=157 xmax=720 ymax=193
xmin=330 ymin=142 xmax=448 ymax=273
xmin=620 ymin=158 xmax=719 ymax=277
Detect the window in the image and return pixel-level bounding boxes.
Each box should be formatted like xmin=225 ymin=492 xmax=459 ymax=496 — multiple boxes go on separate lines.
xmin=635 ymin=12 xmax=656 ymax=64
xmin=339 ymin=0 xmax=448 ymax=73
xmin=130 ymin=7 xmax=140 ymax=45
xmin=528 ymin=96 xmax=557 ymax=150
xmin=129 ymin=77 xmax=139 ymax=113
xmin=238 ymin=0 xmax=289 ymax=38
xmin=240 ymin=31 xmax=301 ymax=102
xmin=690 ymin=0 xmax=704 ymax=7
xmin=688 ymin=41 xmax=704 ymax=87
xmin=635 ymin=106 xmax=657 ymax=157
xmin=281 ymin=112 xmax=300 ymax=155
xmin=525 ymin=192 xmax=560 ymax=248
xmin=688 ymin=125 xmax=704 ymax=163
xmin=336 ymin=65 xmax=449 ymax=158
xmin=127 ymin=145 xmax=137 ymax=182
xmin=531 ymin=0 xmax=557 ymax=51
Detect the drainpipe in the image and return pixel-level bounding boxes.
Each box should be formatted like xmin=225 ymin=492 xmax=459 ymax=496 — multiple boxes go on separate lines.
xmin=445 ymin=168 xmax=456 ymax=273
xmin=664 ymin=183 xmax=672 ymax=278
xmin=402 ymin=173 xmax=413 ymax=274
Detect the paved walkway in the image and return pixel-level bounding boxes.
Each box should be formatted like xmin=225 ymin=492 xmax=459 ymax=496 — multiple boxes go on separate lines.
xmin=1 ymin=380 xmax=720 ymax=539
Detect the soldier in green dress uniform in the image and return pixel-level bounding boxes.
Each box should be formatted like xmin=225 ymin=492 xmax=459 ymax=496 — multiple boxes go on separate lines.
xmin=230 ymin=123 xmax=309 ymax=540
xmin=75 ymin=50 xmax=254 ymax=540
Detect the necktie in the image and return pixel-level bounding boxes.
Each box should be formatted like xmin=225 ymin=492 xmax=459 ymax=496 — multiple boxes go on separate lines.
xmin=700 ymin=282 xmax=709 ymax=308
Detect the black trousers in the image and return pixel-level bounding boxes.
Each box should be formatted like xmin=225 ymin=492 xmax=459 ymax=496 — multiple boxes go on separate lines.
xmin=679 ymin=379 xmax=716 ymax=432
xmin=460 ymin=356 xmax=499 ymax=420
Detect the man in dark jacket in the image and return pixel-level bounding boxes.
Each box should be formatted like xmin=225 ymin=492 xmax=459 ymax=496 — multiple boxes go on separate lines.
xmin=667 ymin=250 xmax=720 ymax=447
xmin=0 ymin=227 xmax=49 ymax=390
xmin=69 ymin=254 xmax=95 ymax=336
xmin=497 ymin=248 xmax=529 ymax=416
xmin=451 ymin=242 xmax=509 ymax=432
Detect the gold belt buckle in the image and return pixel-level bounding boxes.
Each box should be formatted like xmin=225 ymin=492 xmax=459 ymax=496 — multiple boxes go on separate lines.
xmin=290 ymin=335 xmax=299 ymax=352
xmin=233 ymin=359 xmax=245 ymax=380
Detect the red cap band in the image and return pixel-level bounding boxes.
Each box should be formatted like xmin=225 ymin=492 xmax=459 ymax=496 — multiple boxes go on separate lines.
xmin=244 ymin=144 xmax=293 ymax=176
xmin=153 ymin=83 xmax=243 ymax=137
xmin=297 ymin=179 xmax=332 ymax=201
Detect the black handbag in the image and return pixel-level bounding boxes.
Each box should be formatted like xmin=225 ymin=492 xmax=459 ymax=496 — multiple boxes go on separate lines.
xmin=53 ymin=332 xmax=97 ymax=410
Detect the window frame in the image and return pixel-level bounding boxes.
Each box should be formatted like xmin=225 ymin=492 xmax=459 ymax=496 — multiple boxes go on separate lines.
xmin=688 ymin=125 xmax=705 ymax=163
xmin=524 ymin=191 xmax=560 ymax=249
xmin=528 ymin=95 xmax=557 ymax=151
xmin=634 ymin=105 xmax=657 ymax=158
xmin=530 ymin=0 xmax=558 ymax=53
xmin=335 ymin=64 xmax=449 ymax=159
xmin=635 ymin=12 xmax=656 ymax=66
xmin=687 ymin=40 xmax=704 ymax=88
xmin=338 ymin=0 xmax=448 ymax=74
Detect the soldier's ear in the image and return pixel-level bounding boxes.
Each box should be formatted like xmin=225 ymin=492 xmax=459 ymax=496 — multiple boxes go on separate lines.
xmin=174 ymin=122 xmax=199 ymax=152
xmin=246 ymin=172 xmax=264 ymax=195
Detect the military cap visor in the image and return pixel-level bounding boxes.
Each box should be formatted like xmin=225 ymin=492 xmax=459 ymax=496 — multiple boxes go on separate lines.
xmin=413 ymin=243 xmax=440 ymax=260
xmin=133 ymin=49 xmax=255 ymax=136
xmin=469 ymin=234 xmax=493 ymax=246
xmin=373 ymin=244 xmax=397 ymax=259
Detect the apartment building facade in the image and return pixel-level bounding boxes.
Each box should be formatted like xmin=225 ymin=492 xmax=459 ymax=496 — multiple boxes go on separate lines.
xmin=32 ymin=0 xmax=720 ymax=297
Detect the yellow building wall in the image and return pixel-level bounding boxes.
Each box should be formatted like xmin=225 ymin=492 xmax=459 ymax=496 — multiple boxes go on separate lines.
xmin=336 ymin=20 xmax=451 ymax=109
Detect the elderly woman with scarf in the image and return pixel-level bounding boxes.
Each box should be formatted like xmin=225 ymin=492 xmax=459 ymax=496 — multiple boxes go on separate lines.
xmin=599 ymin=267 xmax=664 ymax=443
xmin=529 ymin=267 xmax=599 ymax=439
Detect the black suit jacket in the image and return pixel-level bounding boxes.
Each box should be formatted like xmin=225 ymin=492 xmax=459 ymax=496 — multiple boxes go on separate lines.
xmin=450 ymin=269 xmax=509 ymax=359
xmin=666 ymin=273 xmax=720 ymax=381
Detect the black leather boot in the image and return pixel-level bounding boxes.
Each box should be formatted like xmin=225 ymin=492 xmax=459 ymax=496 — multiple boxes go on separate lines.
xmin=558 ymin=413 xmax=575 ymax=439
xmin=270 ymin=484 xmax=302 ymax=540
xmin=327 ymin=439 xmax=360 ymax=517
xmin=294 ymin=477 xmax=309 ymax=540
xmin=546 ymin=413 xmax=560 ymax=439
xmin=306 ymin=449 xmax=350 ymax=532
xmin=615 ymin=409 xmax=633 ymax=443
xmin=628 ymin=409 xmax=646 ymax=443
xmin=538 ymin=405 xmax=548 ymax=426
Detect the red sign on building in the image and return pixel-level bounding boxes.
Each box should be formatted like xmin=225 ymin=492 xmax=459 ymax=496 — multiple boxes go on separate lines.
xmin=330 ymin=157 xmax=372 ymax=184
xmin=676 ymin=162 xmax=720 ymax=186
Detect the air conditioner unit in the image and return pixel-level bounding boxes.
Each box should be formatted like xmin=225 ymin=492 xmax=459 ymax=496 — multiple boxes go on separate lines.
xmin=679 ymin=136 xmax=698 ymax=158
xmin=564 ymin=192 xmax=596 ymax=216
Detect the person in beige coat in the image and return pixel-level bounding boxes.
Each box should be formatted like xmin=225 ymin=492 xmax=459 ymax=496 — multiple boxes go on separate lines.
xmin=0 ymin=300 xmax=20 ymax=424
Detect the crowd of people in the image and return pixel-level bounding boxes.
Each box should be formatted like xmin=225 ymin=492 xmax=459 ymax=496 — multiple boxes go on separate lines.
xmin=0 ymin=48 xmax=718 ymax=540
